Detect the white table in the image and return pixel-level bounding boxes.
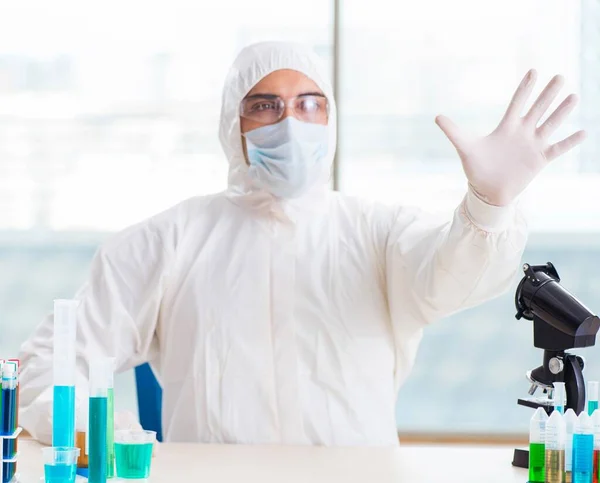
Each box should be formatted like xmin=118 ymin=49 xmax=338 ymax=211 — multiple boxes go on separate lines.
xmin=17 ymin=439 xmax=529 ymax=482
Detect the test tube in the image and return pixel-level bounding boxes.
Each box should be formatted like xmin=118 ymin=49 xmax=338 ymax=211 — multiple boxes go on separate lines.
xmin=573 ymin=412 xmax=594 ymax=483
xmin=1 ymin=362 xmax=18 ymax=467
xmin=88 ymin=357 xmax=112 ymax=483
xmin=565 ymin=408 xmax=578 ymax=483
xmin=594 ymin=409 xmax=600 ymax=483
xmin=1 ymin=363 xmax=17 ymax=436
xmin=7 ymin=359 xmax=20 ymax=457
xmin=529 ymin=407 xmax=548 ymax=483
xmin=545 ymin=410 xmax=566 ymax=483
xmin=0 ymin=361 xmax=3 ymax=437
xmin=53 ymin=299 xmax=79 ymax=448
xmin=106 ymin=358 xmax=115 ymax=478
xmin=588 ymin=381 xmax=599 ymax=416
xmin=553 ymin=382 xmax=566 ymax=414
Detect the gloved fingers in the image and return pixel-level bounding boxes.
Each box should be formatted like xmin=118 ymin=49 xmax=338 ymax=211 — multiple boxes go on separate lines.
xmin=114 ymin=410 xmax=142 ymax=431
xmin=545 ymin=130 xmax=587 ymax=161
xmin=435 ymin=115 xmax=469 ymax=154
xmin=501 ymin=69 xmax=537 ymax=123
xmin=537 ymin=94 xmax=579 ymax=140
xmin=524 ymin=74 xmax=565 ymax=127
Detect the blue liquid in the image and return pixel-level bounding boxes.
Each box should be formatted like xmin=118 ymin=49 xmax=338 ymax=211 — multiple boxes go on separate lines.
xmin=2 ymin=438 xmax=15 ymax=459
xmin=574 ymin=471 xmax=593 ymax=483
xmin=44 ymin=463 xmax=77 ymax=483
xmin=0 ymin=387 xmax=16 ymax=435
xmin=589 ymin=400 xmax=599 ymax=416
xmin=2 ymin=461 xmax=15 ymax=483
xmin=115 ymin=443 xmax=153 ymax=479
xmin=89 ymin=396 xmax=108 ymax=483
xmin=2 ymin=462 xmax=15 ymax=483
xmin=573 ymin=433 xmax=594 ymax=483
xmin=53 ymin=385 xmax=75 ymax=447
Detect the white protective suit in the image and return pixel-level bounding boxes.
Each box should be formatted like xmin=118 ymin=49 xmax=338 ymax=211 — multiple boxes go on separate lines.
xmin=19 ymin=41 xmax=528 ymax=446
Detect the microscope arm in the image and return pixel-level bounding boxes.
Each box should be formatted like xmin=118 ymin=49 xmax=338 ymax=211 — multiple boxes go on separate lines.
xmin=564 ymin=353 xmax=585 ymax=414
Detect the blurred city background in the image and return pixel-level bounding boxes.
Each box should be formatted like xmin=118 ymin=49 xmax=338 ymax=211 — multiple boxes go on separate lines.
xmin=1 ymin=0 xmax=600 ymax=438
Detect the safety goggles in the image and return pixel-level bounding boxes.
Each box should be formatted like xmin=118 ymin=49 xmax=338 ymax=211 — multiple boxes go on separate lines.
xmin=240 ymin=93 xmax=329 ymax=125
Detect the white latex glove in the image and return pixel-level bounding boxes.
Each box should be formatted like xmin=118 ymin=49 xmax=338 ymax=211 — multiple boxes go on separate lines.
xmin=114 ymin=410 xmax=159 ymax=456
xmin=114 ymin=410 xmax=144 ymax=431
xmin=435 ymin=70 xmax=586 ymax=206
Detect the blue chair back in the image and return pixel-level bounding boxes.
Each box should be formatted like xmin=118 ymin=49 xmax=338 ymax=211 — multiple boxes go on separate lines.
xmin=134 ymin=363 xmax=163 ymax=442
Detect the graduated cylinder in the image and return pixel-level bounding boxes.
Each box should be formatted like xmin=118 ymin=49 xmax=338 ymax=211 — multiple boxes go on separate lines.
xmin=88 ymin=358 xmax=113 ymax=483
xmin=52 ymin=299 xmax=78 ymax=448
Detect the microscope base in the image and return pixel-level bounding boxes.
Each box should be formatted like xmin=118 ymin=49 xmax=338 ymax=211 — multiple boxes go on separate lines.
xmin=512 ymin=448 xmax=529 ymax=469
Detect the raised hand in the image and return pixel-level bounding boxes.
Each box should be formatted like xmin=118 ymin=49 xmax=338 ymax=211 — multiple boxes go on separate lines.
xmin=435 ymin=70 xmax=586 ymax=206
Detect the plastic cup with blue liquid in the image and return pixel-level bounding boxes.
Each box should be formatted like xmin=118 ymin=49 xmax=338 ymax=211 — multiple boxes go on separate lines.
xmin=114 ymin=430 xmax=156 ymax=480
xmin=42 ymin=446 xmax=80 ymax=483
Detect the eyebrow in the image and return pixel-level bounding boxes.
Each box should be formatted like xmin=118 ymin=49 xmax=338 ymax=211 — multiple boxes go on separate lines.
xmin=244 ymin=92 xmax=326 ymax=100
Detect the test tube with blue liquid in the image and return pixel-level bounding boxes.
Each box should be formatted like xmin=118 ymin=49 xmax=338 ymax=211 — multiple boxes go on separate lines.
xmin=1 ymin=363 xmax=18 ymax=455
xmin=2 ymin=363 xmax=17 ymax=447
xmin=106 ymin=358 xmax=115 ymax=479
xmin=53 ymin=299 xmax=79 ymax=448
xmin=88 ymin=357 xmax=112 ymax=483
xmin=0 ymin=360 xmax=3 ymax=409
xmin=553 ymin=382 xmax=565 ymax=415
xmin=1 ymin=363 xmax=17 ymax=434
xmin=573 ymin=411 xmax=594 ymax=483
xmin=8 ymin=359 xmax=20 ymax=460
xmin=1 ymin=362 xmax=18 ymax=482
xmin=589 ymin=381 xmax=599 ymax=416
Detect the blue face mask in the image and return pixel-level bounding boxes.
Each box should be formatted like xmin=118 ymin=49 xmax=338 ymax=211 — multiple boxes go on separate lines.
xmin=243 ymin=117 xmax=329 ymax=199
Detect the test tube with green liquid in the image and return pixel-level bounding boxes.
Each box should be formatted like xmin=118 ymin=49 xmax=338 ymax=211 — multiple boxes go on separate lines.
xmin=529 ymin=407 xmax=548 ymax=483
xmin=565 ymin=408 xmax=578 ymax=483
xmin=106 ymin=359 xmax=115 ymax=479
xmin=588 ymin=381 xmax=599 ymax=416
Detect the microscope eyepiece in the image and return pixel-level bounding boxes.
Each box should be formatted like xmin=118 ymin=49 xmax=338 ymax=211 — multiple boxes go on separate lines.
xmin=515 ymin=262 xmax=600 ymax=350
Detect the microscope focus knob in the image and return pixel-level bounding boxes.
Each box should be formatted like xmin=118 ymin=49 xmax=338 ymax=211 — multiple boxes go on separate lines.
xmin=549 ymin=357 xmax=564 ymax=375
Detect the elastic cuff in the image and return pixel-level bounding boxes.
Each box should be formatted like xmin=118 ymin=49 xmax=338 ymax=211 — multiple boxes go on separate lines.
xmin=464 ymin=188 xmax=515 ymax=233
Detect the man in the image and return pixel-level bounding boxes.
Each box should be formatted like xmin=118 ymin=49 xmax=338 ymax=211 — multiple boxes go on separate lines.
xmin=19 ymin=41 xmax=585 ymax=446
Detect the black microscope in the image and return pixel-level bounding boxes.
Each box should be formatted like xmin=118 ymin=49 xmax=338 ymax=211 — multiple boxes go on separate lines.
xmin=511 ymin=262 xmax=600 ymax=469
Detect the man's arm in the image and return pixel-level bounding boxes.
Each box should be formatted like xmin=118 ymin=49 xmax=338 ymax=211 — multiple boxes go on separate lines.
xmin=19 ymin=218 xmax=173 ymax=444
xmin=386 ymin=187 xmax=527 ymax=326
xmin=378 ymin=188 xmax=526 ymax=390
xmin=383 ymin=69 xmax=583 ymax=371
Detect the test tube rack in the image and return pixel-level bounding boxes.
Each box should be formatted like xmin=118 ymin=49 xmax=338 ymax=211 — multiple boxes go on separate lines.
xmin=0 ymin=427 xmax=22 ymax=483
